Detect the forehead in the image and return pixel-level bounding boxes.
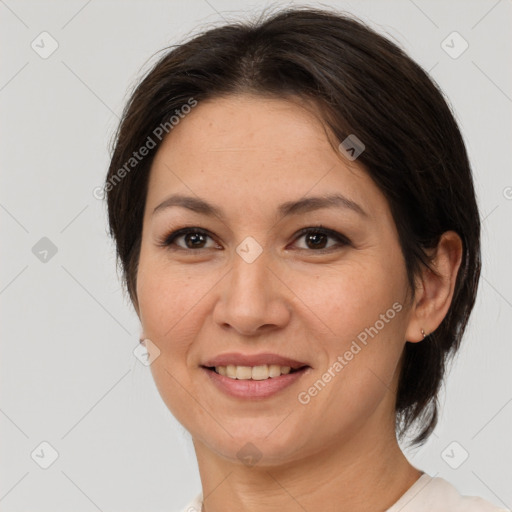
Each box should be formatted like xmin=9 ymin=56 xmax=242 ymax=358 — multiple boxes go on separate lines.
xmin=146 ymin=94 xmax=387 ymax=220
xmin=177 ymin=94 xmax=325 ymax=143
xmin=155 ymin=95 xmax=333 ymax=167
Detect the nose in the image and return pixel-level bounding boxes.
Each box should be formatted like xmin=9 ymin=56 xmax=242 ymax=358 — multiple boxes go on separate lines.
xmin=212 ymin=247 xmax=292 ymax=336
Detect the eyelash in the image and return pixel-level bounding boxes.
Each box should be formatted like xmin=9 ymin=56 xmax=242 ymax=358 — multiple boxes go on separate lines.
xmin=157 ymin=226 xmax=350 ymax=253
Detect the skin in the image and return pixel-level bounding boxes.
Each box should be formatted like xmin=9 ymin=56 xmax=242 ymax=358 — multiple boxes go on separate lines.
xmin=135 ymin=94 xmax=462 ymax=512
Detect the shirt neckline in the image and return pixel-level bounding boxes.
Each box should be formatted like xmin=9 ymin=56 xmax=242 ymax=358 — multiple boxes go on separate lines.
xmin=189 ymin=472 xmax=434 ymax=512
xmin=385 ymin=472 xmax=434 ymax=511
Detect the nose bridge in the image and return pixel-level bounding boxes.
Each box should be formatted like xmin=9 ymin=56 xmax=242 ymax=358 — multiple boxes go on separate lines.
xmin=229 ymin=243 xmax=272 ymax=307
xmin=214 ymin=240 xmax=290 ymax=334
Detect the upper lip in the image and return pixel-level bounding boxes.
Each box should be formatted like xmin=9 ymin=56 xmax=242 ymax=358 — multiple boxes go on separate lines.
xmin=202 ymin=352 xmax=310 ymax=369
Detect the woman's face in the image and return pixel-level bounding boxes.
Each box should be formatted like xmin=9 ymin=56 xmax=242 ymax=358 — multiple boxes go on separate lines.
xmin=136 ymin=94 xmax=416 ymax=465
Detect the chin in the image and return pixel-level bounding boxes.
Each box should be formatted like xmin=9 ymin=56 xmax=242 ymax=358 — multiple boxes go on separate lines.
xmin=194 ymin=423 xmax=313 ymax=467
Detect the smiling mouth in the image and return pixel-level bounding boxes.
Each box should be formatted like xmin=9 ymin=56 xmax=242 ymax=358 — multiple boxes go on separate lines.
xmin=203 ymin=364 xmax=309 ymax=380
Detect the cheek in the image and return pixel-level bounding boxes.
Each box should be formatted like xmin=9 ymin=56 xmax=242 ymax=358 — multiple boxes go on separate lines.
xmin=137 ymin=251 xmax=218 ymax=341
xmin=136 ymin=256 xmax=202 ymax=395
xmin=290 ymin=255 xmax=408 ymax=345
xmin=290 ymin=256 xmax=409 ymax=401
xmin=136 ymin=257 xmax=219 ymax=426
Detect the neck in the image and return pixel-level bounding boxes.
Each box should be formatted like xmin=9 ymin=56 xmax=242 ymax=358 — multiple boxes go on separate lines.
xmin=192 ymin=419 xmax=421 ymax=512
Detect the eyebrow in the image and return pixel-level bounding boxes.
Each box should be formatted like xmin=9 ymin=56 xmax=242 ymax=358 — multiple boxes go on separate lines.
xmin=152 ymin=193 xmax=367 ymax=219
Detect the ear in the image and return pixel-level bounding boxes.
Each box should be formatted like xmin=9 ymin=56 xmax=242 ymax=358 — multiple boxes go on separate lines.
xmin=405 ymin=231 xmax=463 ymax=342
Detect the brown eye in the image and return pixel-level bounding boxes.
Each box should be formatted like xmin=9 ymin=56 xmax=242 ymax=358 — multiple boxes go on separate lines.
xmin=159 ymin=228 xmax=220 ymax=250
xmin=293 ymin=227 xmax=350 ymax=251
xmin=183 ymin=231 xmax=208 ymax=249
xmin=304 ymin=231 xmax=328 ymax=249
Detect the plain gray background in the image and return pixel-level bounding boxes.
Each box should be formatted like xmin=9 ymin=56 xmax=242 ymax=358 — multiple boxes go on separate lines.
xmin=1 ymin=0 xmax=511 ymax=511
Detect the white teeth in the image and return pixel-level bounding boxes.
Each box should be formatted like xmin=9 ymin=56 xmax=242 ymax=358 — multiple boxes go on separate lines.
xmin=214 ymin=364 xmax=295 ymax=380
xmin=269 ymin=364 xmax=283 ymax=378
xmin=235 ymin=366 xmax=252 ymax=379
xmin=251 ymin=365 xmax=269 ymax=380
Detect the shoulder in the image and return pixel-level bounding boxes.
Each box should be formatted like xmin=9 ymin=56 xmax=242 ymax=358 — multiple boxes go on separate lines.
xmin=426 ymin=476 xmax=508 ymax=512
xmin=387 ymin=474 xmax=509 ymax=512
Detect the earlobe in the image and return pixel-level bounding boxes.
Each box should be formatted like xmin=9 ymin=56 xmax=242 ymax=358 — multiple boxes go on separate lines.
xmin=405 ymin=231 xmax=463 ymax=343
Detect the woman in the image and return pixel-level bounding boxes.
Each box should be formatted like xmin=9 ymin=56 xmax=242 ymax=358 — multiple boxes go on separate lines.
xmin=104 ymin=7 xmax=507 ymax=512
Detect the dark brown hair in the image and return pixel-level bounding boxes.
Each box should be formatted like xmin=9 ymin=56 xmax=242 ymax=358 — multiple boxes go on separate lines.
xmin=105 ymin=7 xmax=481 ymax=445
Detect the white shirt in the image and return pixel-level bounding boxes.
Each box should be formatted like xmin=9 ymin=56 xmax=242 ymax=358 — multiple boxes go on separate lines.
xmin=178 ymin=473 xmax=509 ymax=512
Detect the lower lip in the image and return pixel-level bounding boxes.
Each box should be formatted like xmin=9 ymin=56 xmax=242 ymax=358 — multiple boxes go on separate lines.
xmin=202 ymin=367 xmax=310 ymax=399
